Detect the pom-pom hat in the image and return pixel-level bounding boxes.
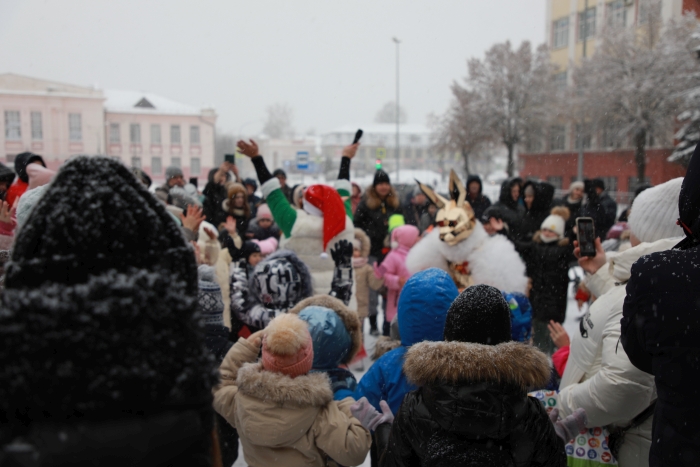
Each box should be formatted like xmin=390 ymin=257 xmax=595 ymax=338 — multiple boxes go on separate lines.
xmin=262 ymin=313 xmax=314 ymax=378
xmin=303 ymin=184 xmax=346 ymax=251
xmin=540 ymin=206 xmax=571 ymax=240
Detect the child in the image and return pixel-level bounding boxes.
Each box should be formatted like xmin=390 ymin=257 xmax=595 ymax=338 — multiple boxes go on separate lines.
xmin=350 ymin=228 xmax=384 ymax=327
xmin=213 ymin=313 xmax=371 ymax=467
xmin=291 ymin=295 xmax=363 ymax=400
xmin=246 ymin=203 xmax=281 ymax=241
xmin=514 ymin=206 xmax=575 ymax=355
xmin=373 ymin=224 xmax=420 ymax=336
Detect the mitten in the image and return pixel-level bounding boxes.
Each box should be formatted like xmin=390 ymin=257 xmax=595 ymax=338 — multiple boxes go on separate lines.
xmin=549 ymin=408 xmax=588 ymax=441
xmin=350 ymin=398 xmax=394 ymax=431
xmin=330 ymin=239 xmax=353 ymax=305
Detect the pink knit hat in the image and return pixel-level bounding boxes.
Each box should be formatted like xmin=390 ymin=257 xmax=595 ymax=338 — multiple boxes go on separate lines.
xmin=27 ymin=164 xmax=56 ymax=190
xmin=262 ymin=314 xmax=313 ymax=378
xmin=252 ymin=237 xmax=278 ymax=255
xmin=256 ymin=204 xmax=272 ymax=221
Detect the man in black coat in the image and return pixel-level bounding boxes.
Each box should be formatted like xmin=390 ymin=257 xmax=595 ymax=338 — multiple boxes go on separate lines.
xmin=621 ymin=144 xmax=700 ymax=467
xmin=581 ymin=178 xmax=617 ymax=239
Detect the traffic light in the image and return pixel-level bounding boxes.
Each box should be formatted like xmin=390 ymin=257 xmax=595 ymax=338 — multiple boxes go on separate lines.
xmin=375 ymin=158 xmax=382 ymax=170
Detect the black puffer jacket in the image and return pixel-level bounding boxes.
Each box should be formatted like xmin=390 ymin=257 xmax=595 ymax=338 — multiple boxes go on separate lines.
xmin=466 ymin=174 xmax=492 ymax=221
xmin=580 ymin=184 xmax=617 ymax=239
xmin=379 ymin=341 xmax=566 ymax=467
xmin=202 ymin=168 xmax=231 ymax=228
xmin=518 ymin=181 xmax=555 ymax=242
xmin=493 ymin=178 xmax=525 ymax=235
xmin=621 ymin=145 xmax=700 ymax=467
xmin=354 ymin=186 xmax=403 ymax=262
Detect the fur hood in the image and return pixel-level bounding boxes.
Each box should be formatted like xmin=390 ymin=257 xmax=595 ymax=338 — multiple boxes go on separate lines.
xmin=237 ymin=362 xmax=333 ymax=407
xmin=354 ymin=228 xmax=371 ymax=259
xmin=289 ymin=295 xmax=362 ymax=364
xmin=365 ymin=185 xmax=400 ymax=210
xmin=532 ymin=231 xmax=570 ymax=246
xmin=404 ymin=341 xmax=551 ymax=390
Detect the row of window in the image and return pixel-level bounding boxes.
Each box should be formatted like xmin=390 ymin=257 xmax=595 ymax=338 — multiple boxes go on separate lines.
xmin=129 ymin=156 xmax=201 ymax=176
xmin=528 ymin=124 xmax=656 ymax=153
xmin=110 ymin=123 xmax=200 ymax=146
xmin=551 ymin=0 xmax=660 ymax=49
xmin=545 ymin=175 xmax=650 ymax=193
xmin=4 ymin=110 xmax=82 ymax=142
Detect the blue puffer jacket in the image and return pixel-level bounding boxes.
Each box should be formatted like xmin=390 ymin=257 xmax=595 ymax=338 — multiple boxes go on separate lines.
xmin=353 ymin=268 xmax=459 ymax=413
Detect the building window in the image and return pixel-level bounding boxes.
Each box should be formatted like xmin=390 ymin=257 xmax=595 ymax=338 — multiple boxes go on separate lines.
xmin=607 ymin=0 xmax=626 ymax=27
xmin=549 ymin=125 xmax=566 ymax=151
xmin=574 ymin=124 xmax=592 ymax=150
xmin=132 ymin=157 xmax=141 ymax=169
xmin=191 ymin=157 xmax=201 ymax=175
xmin=599 ymin=176 xmax=618 ymax=193
xmin=554 ymin=71 xmax=567 ymax=90
xmin=68 ymin=113 xmax=82 ymax=141
xmin=638 ymin=0 xmax=660 ymax=25
xmin=190 ymin=126 xmax=200 ymax=145
xmin=547 ymin=176 xmax=563 ymax=190
xmin=578 ymin=7 xmax=596 ymax=41
xmin=171 ymin=157 xmax=181 ymax=168
xmin=4 ymin=111 xmax=21 ymax=140
xmin=152 ymin=157 xmax=162 ymax=174
xmin=151 ymin=124 xmax=161 ymax=144
xmin=171 ymin=125 xmax=181 ymax=144
xmin=601 ymin=123 xmax=624 ymax=148
xmin=552 ymin=17 xmax=569 ymax=48
xmin=30 ymin=112 xmax=43 ymax=140
xmin=109 ymin=123 xmax=120 ymax=143
xmin=526 ymin=137 xmax=543 ymax=153
xmin=130 ymin=123 xmax=141 ymax=144
xmin=628 ymin=177 xmax=651 ymax=193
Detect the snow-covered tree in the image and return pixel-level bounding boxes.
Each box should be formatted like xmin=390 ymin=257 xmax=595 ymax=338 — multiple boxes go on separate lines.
xmin=451 ymin=41 xmax=555 ymax=176
xmin=672 ymin=95 xmax=700 ymax=166
xmin=262 ymin=103 xmax=294 ymax=139
xmin=573 ymin=8 xmax=700 ymax=182
xmin=375 ymin=101 xmax=408 ymax=124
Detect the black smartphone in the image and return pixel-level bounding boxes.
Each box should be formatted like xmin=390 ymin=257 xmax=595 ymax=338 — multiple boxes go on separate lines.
xmin=352 ymin=129 xmax=363 ymax=144
xmin=224 ymin=154 xmax=235 ymax=164
xmin=576 ymin=217 xmax=596 ymax=257
xmin=189 ymin=177 xmax=198 ymax=188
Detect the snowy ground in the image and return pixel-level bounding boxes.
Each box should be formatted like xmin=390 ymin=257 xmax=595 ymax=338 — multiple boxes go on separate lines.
xmin=232 ymin=267 xmax=587 ymax=466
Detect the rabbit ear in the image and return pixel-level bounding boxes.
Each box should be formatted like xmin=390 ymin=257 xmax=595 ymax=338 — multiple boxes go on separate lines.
xmin=415 ymin=179 xmax=448 ymax=209
xmin=449 ymin=169 xmax=467 ymax=207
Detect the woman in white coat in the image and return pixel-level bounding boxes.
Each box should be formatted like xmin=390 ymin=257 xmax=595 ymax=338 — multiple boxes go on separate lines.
xmin=557 ymin=178 xmax=684 ymax=467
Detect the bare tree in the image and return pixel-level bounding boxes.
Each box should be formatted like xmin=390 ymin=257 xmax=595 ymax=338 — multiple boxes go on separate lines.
xmin=262 ymin=103 xmax=294 ymax=139
xmin=455 ymin=41 xmax=555 ymax=176
xmin=375 ymin=101 xmax=408 ymax=124
xmin=574 ymin=6 xmax=700 ymax=182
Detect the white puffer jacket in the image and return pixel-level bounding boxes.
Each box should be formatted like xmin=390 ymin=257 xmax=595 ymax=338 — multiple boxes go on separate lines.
xmin=559 ymin=237 xmax=681 ymax=466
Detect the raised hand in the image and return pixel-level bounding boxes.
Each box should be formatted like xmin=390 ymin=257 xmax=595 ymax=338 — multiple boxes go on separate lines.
xmin=574 ymin=237 xmax=606 ymax=275
xmin=236 ymin=139 xmax=259 ymax=158
xmin=0 ymin=201 xmax=13 ymax=224
xmin=180 ymin=205 xmax=205 ymax=232
xmin=224 ymin=216 xmax=238 ymax=236
xmin=342 ymin=143 xmax=360 ymax=159
xmin=548 ymin=320 xmax=570 ymax=348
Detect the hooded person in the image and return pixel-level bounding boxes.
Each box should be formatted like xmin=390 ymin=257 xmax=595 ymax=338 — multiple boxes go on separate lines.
xmin=353 ymin=268 xmax=460 ymax=415
xmin=349 ymin=228 xmax=384 ymax=323
xmin=290 ymin=295 xmax=363 ymax=400
xmin=243 ymin=177 xmax=261 ymax=218
xmin=581 ymin=178 xmax=618 ymax=239
xmin=0 ymin=156 xmax=217 ymax=466
xmin=375 ymin=285 xmax=567 ymax=467
xmin=518 ymin=180 xmax=556 ymax=242
xmin=6 ymin=152 xmax=46 ymax=207
xmin=493 ymin=177 xmax=526 ymax=234
xmin=558 ymin=177 xmax=685 ymax=466
xmin=557 ymin=180 xmax=584 ymax=238
xmin=213 ymin=313 xmax=371 ymax=467
xmin=465 ymin=174 xmax=492 ymax=220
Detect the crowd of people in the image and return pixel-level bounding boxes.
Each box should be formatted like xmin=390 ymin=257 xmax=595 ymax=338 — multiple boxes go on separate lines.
xmin=0 ymin=138 xmax=698 ymax=467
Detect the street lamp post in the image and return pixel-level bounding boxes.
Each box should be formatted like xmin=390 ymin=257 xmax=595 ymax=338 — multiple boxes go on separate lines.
xmin=393 ymin=37 xmax=401 ymax=182
xmin=577 ymin=0 xmax=589 ymax=181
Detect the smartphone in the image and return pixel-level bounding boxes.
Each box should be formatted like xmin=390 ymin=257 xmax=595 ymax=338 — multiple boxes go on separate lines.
xmin=189 ymin=177 xmax=198 ymax=188
xmin=224 ymin=154 xmax=236 ymax=164
xmin=576 ymin=217 xmax=596 ymax=257
xmin=352 ymin=129 xmax=363 ymax=145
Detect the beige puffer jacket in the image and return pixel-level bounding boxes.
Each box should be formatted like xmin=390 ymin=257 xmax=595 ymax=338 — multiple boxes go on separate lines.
xmin=213 ymin=338 xmax=371 ymax=467
xmin=350 ymin=228 xmax=384 ymax=319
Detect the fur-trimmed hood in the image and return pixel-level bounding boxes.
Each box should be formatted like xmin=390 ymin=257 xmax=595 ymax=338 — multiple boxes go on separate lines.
xmin=237 ymin=362 xmax=333 ymax=407
xmin=354 ymin=228 xmax=371 ymax=259
xmin=289 ymin=295 xmax=362 ymax=365
xmin=365 ymin=185 xmax=400 ymax=210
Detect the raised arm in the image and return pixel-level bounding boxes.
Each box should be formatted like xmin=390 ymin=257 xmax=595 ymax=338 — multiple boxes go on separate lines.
xmin=336 ymin=143 xmax=359 ymax=219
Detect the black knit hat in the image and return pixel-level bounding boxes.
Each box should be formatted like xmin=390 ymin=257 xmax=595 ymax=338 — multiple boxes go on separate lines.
xmin=444 ymin=285 xmax=512 ymax=346
xmin=272 ymin=168 xmax=287 ymax=179
xmin=0 ymin=162 xmax=15 ymax=185
xmin=373 ymin=169 xmax=390 ymax=187
xmin=14 ymin=152 xmax=46 ymax=183
xmin=241 ymin=240 xmax=261 ymax=262
xmin=0 ymin=156 xmax=214 ymax=433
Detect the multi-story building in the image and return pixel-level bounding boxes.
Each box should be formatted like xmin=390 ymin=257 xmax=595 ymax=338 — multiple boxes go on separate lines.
xmin=104 ymin=90 xmax=216 ymax=185
xmin=520 ymin=0 xmax=699 ymax=193
xmin=0 ymin=73 xmax=105 ymax=170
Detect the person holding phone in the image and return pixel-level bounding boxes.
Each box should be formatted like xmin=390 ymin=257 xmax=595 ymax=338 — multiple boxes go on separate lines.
xmin=202 ymin=158 xmax=238 ymax=230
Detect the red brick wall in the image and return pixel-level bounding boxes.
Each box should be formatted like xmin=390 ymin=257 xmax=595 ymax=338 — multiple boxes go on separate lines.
xmin=519 ymin=148 xmax=686 ymax=191
xmin=683 ymin=0 xmax=700 ymax=16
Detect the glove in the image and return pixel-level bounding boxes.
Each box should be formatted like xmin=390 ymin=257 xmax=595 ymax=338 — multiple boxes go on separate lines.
xmin=373 ymin=262 xmax=387 ymax=279
xmin=350 ymin=397 xmax=394 ymax=431
xmin=549 ymin=408 xmax=588 ymax=442
xmin=330 ymin=239 xmax=353 ymax=305
xmin=330 ymin=239 xmax=353 ymax=269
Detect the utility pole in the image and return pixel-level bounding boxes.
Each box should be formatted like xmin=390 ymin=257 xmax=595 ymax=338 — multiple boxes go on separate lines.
xmin=577 ymin=0 xmax=588 ymax=181
xmin=393 ymin=37 xmax=401 ymax=182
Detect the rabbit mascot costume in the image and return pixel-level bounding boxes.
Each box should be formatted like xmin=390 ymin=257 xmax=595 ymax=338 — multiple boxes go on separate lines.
xmin=406 ymin=170 xmax=528 ymax=293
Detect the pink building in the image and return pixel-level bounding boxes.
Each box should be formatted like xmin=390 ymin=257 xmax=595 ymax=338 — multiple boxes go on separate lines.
xmin=0 ymin=73 xmax=105 ymax=171
xmin=104 ymin=90 xmax=217 ymax=185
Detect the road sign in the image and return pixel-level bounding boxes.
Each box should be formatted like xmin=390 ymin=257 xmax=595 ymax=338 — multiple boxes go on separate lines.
xmin=376 ymin=147 xmax=387 ymax=160
xmin=296 ymin=151 xmax=309 ymax=170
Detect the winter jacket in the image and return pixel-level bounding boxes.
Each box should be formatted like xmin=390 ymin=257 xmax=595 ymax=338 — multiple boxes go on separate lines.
xmin=379 ymin=341 xmax=566 ymax=467
xmin=353 ymin=268 xmax=459 ymax=414
xmin=376 ymin=225 xmax=420 ymax=323
xmin=517 ymin=181 xmax=555 ymax=242
xmin=556 ymin=195 xmax=582 ymax=238
xmin=5 ymin=178 xmax=28 ymax=209
xmin=354 ymin=186 xmax=403 ymax=262
xmin=562 ymin=239 xmax=679 ymax=466
xmin=581 ymin=191 xmax=617 ymax=239
xmin=351 ymin=182 xmax=362 ymax=214
xmin=350 ymin=228 xmax=384 ymax=319
xmin=514 ymin=233 xmax=574 ymax=323
xmin=248 ymin=193 xmax=261 ymax=218
xmin=213 ymin=338 xmax=372 ymax=467
xmin=466 ymin=174 xmax=492 ymax=221
xmin=402 ymin=200 xmax=430 ymax=231
xmin=246 ymin=218 xmax=281 ymax=241
xmin=493 ymin=178 xmax=526 ymax=234
xmin=202 ymin=168 xmax=231 ymax=228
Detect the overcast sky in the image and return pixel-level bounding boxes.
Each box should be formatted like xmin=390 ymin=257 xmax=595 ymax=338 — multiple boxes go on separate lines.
xmin=0 ymin=0 xmax=546 ymax=136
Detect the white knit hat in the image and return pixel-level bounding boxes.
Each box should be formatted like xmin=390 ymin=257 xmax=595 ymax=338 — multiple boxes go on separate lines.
xmin=628 ymin=178 xmax=684 ymax=243
xmin=540 ymin=206 xmax=570 ymax=240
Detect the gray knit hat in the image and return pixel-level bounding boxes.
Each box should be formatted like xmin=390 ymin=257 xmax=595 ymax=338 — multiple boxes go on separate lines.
xmin=165 ymin=166 xmax=183 ymax=181
xmin=198 ymin=265 xmax=224 ymax=326
xmin=628 ymin=178 xmax=684 ymax=243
